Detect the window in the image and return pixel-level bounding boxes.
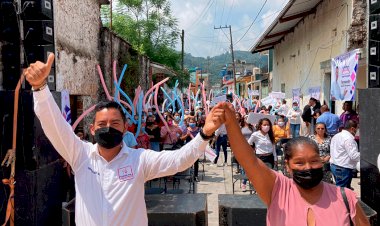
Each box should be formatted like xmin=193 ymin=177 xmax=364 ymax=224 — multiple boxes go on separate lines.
xmin=281 ymin=83 xmax=285 ymax=93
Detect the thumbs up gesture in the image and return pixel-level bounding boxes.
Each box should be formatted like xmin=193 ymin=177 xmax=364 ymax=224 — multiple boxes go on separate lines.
xmin=24 ymin=53 xmax=55 ymax=89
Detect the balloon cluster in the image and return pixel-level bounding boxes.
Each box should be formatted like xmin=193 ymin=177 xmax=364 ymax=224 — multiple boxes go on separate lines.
xmin=71 ymin=61 xmax=214 ymax=138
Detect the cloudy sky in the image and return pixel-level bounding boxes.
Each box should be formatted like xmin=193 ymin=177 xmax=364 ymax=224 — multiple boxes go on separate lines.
xmin=170 ymin=0 xmax=289 ymax=57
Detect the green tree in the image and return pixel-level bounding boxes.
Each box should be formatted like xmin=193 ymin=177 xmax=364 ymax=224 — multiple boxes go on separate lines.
xmin=101 ymin=0 xmax=188 ymax=87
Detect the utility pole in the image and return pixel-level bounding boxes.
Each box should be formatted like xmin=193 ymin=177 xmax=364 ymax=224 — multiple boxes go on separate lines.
xmin=214 ymin=25 xmax=237 ymax=95
xmin=181 ymin=29 xmax=184 ymax=71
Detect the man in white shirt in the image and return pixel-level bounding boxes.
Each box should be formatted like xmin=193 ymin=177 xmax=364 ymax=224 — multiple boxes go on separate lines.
xmin=330 ymin=120 xmax=360 ymax=189
xmin=24 ymin=54 xmax=225 ymax=226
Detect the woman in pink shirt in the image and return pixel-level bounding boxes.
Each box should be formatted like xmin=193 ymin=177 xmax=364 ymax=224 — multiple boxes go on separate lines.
xmin=221 ymin=103 xmax=369 ymax=226
xmin=160 ymin=114 xmax=183 ymax=147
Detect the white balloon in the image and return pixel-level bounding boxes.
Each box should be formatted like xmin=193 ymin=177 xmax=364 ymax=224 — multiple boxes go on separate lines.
xmin=377 ymin=153 xmax=380 ymax=173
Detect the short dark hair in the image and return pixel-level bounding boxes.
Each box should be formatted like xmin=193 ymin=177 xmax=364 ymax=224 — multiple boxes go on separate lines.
xmin=310 ymin=97 xmax=317 ymax=102
xmin=94 ymin=101 xmax=126 ymax=123
xmin=284 ymin=137 xmax=319 ymax=160
xmin=344 ymin=120 xmax=358 ymax=130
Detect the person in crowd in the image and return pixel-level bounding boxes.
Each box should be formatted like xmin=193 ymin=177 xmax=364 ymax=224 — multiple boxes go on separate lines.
xmin=145 ymin=115 xmax=161 ymax=152
xmin=276 ymin=99 xmax=289 ymax=117
xmin=173 ymin=112 xmax=181 ymax=126
xmin=316 ymin=105 xmax=340 ymax=136
xmin=313 ymin=109 xmax=321 ymax=121
xmin=24 ymin=54 xmax=226 ymax=225
xmin=308 ymin=122 xmax=333 ymax=183
xmin=181 ymin=117 xmax=201 ymax=181
xmin=302 ymin=97 xmax=320 ymax=136
xmin=240 ymin=115 xmax=254 ymax=191
xmin=248 ymin=118 xmax=277 ymax=169
xmin=160 ymin=114 xmax=183 ymax=150
xmin=136 ymin=127 xmax=150 ymax=149
xmin=220 ymin=102 xmax=369 ymax=226
xmin=287 ymin=101 xmax=302 ymax=138
xmin=214 ymin=123 xmax=228 ymax=166
xmin=330 ymin=120 xmax=360 ymax=189
xmin=123 ymin=129 xmax=137 ymax=148
xmin=340 ymin=101 xmax=359 ymax=129
xmin=273 ymin=116 xmax=290 ymax=144
xmin=267 ymin=105 xmax=273 ymax=115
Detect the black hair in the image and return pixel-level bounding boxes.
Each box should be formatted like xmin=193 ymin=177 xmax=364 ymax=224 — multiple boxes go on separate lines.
xmin=256 ymin=118 xmax=275 ymax=144
xmin=284 ymin=136 xmax=319 ymax=160
xmin=344 ymin=120 xmax=358 ymax=130
xmin=94 ymin=101 xmax=126 ymax=123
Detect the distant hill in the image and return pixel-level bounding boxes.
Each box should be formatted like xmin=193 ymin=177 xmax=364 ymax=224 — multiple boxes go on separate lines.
xmin=184 ymin=50 xmax=269 ymax=86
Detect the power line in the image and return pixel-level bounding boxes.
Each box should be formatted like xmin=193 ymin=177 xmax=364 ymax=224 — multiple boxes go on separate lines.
xmin=234 ymin=0 xmax=268 ymax=45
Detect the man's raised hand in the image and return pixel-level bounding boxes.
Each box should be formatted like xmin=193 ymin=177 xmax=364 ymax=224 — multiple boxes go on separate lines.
xmin=24 ymin=53 xmax=55 ymax=89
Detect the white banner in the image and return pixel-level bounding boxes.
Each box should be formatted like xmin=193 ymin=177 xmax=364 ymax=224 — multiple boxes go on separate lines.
xmin=61 ymin=89 xmax=71 ymax=124
xmin=269 ymin=92 xmax=285 ymax=100
xmin=308 ymin=86 xmax=321 ymax=100
xmin=292 ymin=88 xmax=301 ymax=103
xmin=247 ymin=112 xmax=276 ymax=125
xmin=330 ymin=49 xmax=359 ymax=101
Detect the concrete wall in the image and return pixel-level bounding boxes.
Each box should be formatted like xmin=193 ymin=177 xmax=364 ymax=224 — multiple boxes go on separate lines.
xmin=54 ymin=0 xmax=102 ymax=97
xmin=272 ymin=0 xmax=367 ymax=114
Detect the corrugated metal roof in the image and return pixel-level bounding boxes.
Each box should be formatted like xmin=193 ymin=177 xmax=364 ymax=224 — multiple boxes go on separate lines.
xmin=250 ymin=0 xmax=323 ymax=53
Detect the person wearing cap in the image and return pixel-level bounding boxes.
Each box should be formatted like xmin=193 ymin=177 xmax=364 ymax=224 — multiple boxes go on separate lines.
xmin=287 ymin=101 xmax=302 ymax=138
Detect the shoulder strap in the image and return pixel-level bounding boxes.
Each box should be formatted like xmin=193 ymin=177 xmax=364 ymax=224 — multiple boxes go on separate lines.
xmin=340 ymin=187 xmax=354 ymax=226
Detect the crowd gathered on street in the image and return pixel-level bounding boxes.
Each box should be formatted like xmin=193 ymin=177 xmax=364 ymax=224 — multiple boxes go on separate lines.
xmin=23 ymin=54 xmax=369 ymax=225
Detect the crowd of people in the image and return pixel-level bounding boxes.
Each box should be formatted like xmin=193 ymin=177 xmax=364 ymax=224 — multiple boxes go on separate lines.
xmin=24 ymin=54 xmax=369 ymax=225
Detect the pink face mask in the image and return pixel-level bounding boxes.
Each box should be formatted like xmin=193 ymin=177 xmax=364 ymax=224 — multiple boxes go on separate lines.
xmin=261 ymin=125 xmax=270 ymax=133
xmin=167 ymin=121 xmax=173 ymax=126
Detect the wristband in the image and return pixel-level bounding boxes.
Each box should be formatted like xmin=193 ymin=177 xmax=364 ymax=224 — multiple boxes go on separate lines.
xmin=199 ymin=128 xmax=215 ymax=141
xmin=32 ymin=83 xmax=48 ymax=92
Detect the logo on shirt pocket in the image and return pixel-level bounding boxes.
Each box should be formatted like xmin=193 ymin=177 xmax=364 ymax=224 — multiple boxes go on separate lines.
xmin=118 ymin=166 xmax=134 ymax=181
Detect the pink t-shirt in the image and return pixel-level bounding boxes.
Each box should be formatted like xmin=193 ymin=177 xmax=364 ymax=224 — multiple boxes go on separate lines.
xmin=267 ymin=173 xmax=358 ymax=225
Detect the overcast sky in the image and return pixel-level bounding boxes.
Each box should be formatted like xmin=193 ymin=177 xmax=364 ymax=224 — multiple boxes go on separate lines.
xmin=170 ymin=0 xmax=289 ymax=57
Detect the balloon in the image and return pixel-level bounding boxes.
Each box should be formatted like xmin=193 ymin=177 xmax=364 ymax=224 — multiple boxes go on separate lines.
xmin=154 ymin=85 xmax=170 ymax=132
xmin=201 ymin=82 xmax=208 ymax=115
xmin=72 ymin=105 xmax=96 ymax=130
xmin=114 ymin=81 xmax=136 ymax=123
xmin=188 ymin=84 xmax=192 ymax=111
xmin=135 ymin=92 xmax=144 ymax=138
xmin=162 ymin=99 xmax=168 ymax=112
xmin=114 ymin=64 xmax=128 ymax=103
xmin=160 ymin=87 xmax=173 ymax=110
xmin=143 ymin=77 xmax=169 ymax=113
xmin=97 ymin=65 xmax=112 ymax=101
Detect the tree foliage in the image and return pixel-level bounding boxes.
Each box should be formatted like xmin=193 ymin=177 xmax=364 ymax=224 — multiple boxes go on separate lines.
xmin=101 ymin=0 xmax=188 ymax=87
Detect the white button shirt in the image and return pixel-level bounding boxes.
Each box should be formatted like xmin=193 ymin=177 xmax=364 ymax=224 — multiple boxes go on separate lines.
xmin=33 ymin=88 xmax=208 ymax=226
xmin=330 ymin=130 xmax=360 ymax=169
xmin=248 ymin=131 xmax=276 ymax=159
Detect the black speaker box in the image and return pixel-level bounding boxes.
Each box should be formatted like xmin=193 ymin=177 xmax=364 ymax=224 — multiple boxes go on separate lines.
xmin=24 ymin=44 xmax=55 ymax=66
xmin=0 ymin=90 xmax=63 ymax=225
xmin=360 ymin=159 xmax=380 ymax=225
xmin=370 ymin=14 xmax=380 ymax=42
xmin=369 ymin=65 xmax=380 ymax=88
xmin=359 ymin=88 xmax=380 ymax=165
xmin=369 ymin=40 xmax=379 ymax=66
xmin=146 ymin=194 xmax=208 ymax=226
xmin=23 ymin=20 xmax=54 ymax=45
xmin=219 ymin=194 xmax=267 ymax=226
xmin=0 ymin=1 xmax=19 ymax=42
xmin=370 ymin=0 xmax=380 ymax=14
xmin=21 ymin=0 xmax=53 ymax=20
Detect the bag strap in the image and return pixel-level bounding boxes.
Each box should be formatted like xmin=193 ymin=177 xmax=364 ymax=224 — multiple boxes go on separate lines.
xmin=340 ymin=187 xmax=354 ymax=226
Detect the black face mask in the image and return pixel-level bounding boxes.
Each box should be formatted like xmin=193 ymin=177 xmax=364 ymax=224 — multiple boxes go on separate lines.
xmin=146 ymin=122 xmax=154 ymax=127
xmin=94 ymin=127 xmax=123 ymax=149
xmin=292 ymin=167 xmax=323 ymax=190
